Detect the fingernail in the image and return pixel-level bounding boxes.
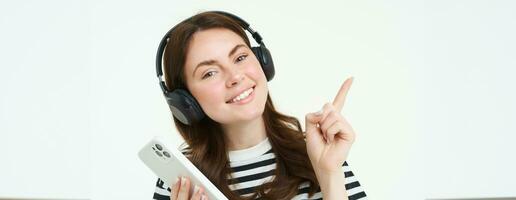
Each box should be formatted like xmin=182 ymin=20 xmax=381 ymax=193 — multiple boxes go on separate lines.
xmin=181 ymin=177 xmax=186 ymax=186
xmin=201 ymin=195 xmax=207 ymax=200
xmin=194 ymin=185 xmax=199 ymax=193
xmin=314 ymin=110 xmax=323 ymax=116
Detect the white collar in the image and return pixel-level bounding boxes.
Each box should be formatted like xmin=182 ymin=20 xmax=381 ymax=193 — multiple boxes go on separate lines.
xmin=227 ymin=137 xmax=271 ymax=162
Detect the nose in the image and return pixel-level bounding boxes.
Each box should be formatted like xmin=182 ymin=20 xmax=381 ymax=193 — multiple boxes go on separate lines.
xmin=226 ymin=67 xmax=245 ymax=88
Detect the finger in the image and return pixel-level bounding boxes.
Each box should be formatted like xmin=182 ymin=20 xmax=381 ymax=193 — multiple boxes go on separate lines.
xmin=320 ymin=102 xmax=335 ymax=123
xmin=177 ymin=177 xmax=190 ymax=200
xmin=305 ymin=111 xmax=327 ymax=144
xmin=326 ymin=121 xmax=344 ymax=143
xmin=305 ymin=111 xmax=323 ymax=133
xmin=334 ymin=118 xmax=356 ymax=144
xmin=190 ymin=185 xmax=201 ymax=200
xmin=170 ymin=178 xmax=180 ymax=200
xmin=198 ymin=187 xmax=208 ymax=200
xmin=333 ymin=76 xmax=354 ymax=112
xmin=320 ymin=111 xmax=339 ymax=140
xmin=320 ymin=103 xmax=336 ymax=141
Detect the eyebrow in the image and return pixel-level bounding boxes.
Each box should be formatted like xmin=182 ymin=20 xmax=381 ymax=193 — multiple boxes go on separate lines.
xmin=192 ymin=44 xmax=247 ymax=77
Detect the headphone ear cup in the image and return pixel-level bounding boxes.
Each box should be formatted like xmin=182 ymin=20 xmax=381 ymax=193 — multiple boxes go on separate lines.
xmin=252 ymin=46 xmax=275 ymax=81
xmin=163 ymin=89 xmax=205 ymax=125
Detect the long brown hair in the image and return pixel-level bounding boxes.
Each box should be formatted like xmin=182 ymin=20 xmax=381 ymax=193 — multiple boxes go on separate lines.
xmin=162 ymin=11 xmax=320 ymax=199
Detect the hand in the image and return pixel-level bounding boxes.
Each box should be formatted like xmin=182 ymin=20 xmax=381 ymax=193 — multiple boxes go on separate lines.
xmin=305 ymin=77 xmax=356 ymax=174
xmin=170 ymin=176 xmax=209 ymax=200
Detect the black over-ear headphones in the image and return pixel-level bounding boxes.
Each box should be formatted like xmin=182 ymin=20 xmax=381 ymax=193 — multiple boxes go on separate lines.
xmin=155 ymin=11 xmax=275 ymax=125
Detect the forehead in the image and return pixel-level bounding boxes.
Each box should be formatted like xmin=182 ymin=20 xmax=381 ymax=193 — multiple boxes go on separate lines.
xmin=184 ymin=28 xmax=246 ymax=68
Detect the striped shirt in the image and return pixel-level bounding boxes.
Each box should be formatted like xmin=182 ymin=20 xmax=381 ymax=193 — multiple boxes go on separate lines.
xmin=153 ymin=137 xmax=367 ymax=200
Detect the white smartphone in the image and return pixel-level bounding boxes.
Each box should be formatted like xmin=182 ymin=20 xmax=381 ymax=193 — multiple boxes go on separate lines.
xmin=138 ymin=136 xmax=228 ymax=200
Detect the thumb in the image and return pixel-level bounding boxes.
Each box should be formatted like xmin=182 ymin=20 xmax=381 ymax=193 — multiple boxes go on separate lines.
xmin=305 ymin=110 xmax=323 ymax=134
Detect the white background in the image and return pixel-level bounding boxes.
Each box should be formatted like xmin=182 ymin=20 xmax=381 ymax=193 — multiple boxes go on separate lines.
xmin=1 ymin=0 xmax=515 ymax=199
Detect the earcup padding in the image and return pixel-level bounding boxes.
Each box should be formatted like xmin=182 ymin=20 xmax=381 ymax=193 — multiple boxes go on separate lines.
xmin=252 ymin=46 xmax=275 ymax=81
xmin=164 ymin=89 xmax=205 ymax=125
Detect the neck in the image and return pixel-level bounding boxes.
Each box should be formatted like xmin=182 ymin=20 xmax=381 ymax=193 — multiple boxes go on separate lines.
xmin=222 ymin=116 xmax=267 ymax=151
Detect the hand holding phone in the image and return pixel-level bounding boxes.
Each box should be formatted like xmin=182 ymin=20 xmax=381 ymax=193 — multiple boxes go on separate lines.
xmin=138 ymin=136 xmax=228 ymax=200
xmin=170 ymin=176 xmax=209 ymax=200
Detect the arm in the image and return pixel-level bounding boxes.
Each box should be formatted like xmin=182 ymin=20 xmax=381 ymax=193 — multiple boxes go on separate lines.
xmin=304 ymin=78 xmax=367 ymax=199
xmin=317 ymin=161 xmax=367 ymax=200
xmin=316 ymin=169 xmax=348 ymax=200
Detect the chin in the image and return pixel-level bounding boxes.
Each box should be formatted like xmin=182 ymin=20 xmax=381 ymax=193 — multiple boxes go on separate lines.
xmin=213 ymin=107 xmax=264 ymax=124
xmin=246 ymin=109 xmax=264 ymax=119
xmin=234 ymin=108 xmax=264 ymax=121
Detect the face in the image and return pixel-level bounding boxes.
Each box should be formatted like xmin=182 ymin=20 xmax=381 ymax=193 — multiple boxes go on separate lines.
xmin=183 ymin=28 xmax=268 ymax=125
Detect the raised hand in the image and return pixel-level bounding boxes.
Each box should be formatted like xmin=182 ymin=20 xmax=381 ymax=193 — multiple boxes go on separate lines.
xmin=305 ymin=77 xmax=356 ymax=174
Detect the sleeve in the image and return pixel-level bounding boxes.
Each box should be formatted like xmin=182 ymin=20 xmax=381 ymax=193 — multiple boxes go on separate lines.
xmin=342 ymin=161 xmax=368 ymax=200
xmin=152 ymin=178 xmax=171 ymax=200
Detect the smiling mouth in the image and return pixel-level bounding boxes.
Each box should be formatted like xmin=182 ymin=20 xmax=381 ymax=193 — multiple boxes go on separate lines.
xmin=226 ymin=85 xmax=256 ymax=104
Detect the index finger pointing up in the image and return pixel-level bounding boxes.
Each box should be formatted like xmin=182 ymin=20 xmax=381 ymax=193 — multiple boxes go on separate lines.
xmin=333 ymin=76 xmax=354 ymax=112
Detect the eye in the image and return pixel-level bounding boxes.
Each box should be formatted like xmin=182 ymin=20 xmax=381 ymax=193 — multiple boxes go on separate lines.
xmin=235 ymin=54 xmax=248 ymax=63
xmin=201 ymin=71 xmax=217 ymax=79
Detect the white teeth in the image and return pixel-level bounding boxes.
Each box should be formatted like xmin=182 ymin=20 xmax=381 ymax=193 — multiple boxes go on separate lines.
xmin=230 ymin=87 xmax=254 ymax=103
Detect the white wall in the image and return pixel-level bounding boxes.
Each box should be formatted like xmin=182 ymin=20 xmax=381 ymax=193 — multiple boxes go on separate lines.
xmin=0 ymin=0 xmax=91 ymax=199
xmin=420 ymin=1 xmax=516 ymax=198
xmin=1 ymin=0 xmax=515 ymax=200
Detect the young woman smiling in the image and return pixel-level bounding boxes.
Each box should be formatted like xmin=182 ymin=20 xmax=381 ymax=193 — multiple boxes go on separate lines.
xmin=152 ymin=11 xmax=367 ymax=200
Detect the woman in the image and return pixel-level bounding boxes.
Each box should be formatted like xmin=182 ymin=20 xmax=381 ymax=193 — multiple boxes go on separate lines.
xmin=152 ymin=11 xmax=367 ymax=200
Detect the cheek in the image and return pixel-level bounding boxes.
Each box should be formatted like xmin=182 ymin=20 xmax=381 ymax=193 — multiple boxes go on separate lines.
xmin=191 ymin=84 xmax=225 ymax=110
xmin=246 ymin=62 xmax=267 ymax=81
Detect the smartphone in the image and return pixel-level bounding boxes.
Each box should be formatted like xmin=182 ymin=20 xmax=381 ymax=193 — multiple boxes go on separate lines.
xmin=138 ymin=136 xmax=228 ymax=200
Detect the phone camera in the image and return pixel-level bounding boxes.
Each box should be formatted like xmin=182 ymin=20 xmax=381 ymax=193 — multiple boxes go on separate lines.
xmin=154 ymin=150 xmax=163 ymax=157
xmin=163 ymin=151 xmax=171 ymax=158
xmin=155 ymin=143 xmax=163 ymax=151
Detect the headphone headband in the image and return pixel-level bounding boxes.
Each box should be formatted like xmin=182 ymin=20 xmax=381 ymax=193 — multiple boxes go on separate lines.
xmin=212 ymin=11 xmax=263 ymax=44
xmin=155 ymin=11 xmax=264 ymax=93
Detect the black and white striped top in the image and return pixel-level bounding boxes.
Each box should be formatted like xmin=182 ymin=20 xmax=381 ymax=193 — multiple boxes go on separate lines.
xmin=153 ymin=138 xmax=367 ymax=200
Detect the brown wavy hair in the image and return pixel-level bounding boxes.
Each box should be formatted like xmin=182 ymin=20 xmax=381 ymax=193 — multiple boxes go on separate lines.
xmin=162 ymin=11 xmax=319 ymax=199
